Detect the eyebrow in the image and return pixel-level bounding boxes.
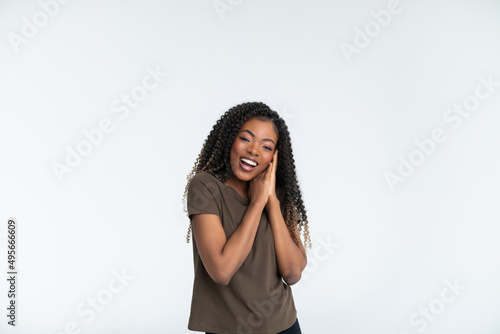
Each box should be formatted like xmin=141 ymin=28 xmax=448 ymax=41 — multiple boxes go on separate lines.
xmin=240 ymin=129 xmax=275 ymax=145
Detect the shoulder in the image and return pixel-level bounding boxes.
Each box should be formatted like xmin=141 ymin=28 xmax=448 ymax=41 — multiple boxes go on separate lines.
xmin=187 ymin=172 xmax=222 ymax=217
xmin=188 ymin=172 xmax=222 ymax=197
xmin=190 ymin=171 xmax=219 ymax=186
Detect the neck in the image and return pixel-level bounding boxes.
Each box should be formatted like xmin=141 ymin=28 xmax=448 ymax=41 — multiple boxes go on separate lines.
xmin=224 ymin=175 xmax=249 ymax=199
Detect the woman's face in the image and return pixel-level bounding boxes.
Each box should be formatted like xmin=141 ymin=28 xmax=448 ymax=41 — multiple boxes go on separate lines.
xmin=229 ymin=117 xmax=278 ymax=182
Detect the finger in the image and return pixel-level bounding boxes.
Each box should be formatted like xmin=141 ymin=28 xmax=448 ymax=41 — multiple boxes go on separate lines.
xmin=265 ymin=162 xmax=271 ymax=174
xmin=271 ymin=151 xmax=277 ymax=169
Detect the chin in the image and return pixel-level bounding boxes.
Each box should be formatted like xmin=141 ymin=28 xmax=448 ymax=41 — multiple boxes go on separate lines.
xmin=233 ymin=167 xmax=259 ymax=181
xmin=235 ymin=171 xmax=254 ymax=181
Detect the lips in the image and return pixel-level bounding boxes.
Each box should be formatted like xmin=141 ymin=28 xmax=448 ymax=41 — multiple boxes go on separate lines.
xmin=239 ymin=157 xmax=258 ymax=171
xmin=240 ymin=157 xmax=258 ymax=167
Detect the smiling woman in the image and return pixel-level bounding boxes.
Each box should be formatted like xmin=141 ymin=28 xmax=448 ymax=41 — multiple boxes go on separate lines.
xmin=225 ymin=118 xmax=279 ymax=199
xmin=182 ymin=102 xmax=310 ymax=334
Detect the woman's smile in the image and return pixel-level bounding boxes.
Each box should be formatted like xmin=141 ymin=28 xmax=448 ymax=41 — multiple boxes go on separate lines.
xmin=239 ymin=157 xmax=258 ymax=171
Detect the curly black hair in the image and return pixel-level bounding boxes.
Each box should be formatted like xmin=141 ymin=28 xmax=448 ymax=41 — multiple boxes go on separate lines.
xmin=182 ymin=102 xmax=311 ymax=249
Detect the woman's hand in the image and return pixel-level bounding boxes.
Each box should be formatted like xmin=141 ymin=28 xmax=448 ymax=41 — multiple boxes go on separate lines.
xmin=267 ymin=149 xmax=278 ymax=202
xmin=248 ymin=150 xmax=278 ymax=206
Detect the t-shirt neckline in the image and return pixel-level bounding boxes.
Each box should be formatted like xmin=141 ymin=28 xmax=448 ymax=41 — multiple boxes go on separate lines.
xmin=206 ymin=172 xmax=250 ymax=204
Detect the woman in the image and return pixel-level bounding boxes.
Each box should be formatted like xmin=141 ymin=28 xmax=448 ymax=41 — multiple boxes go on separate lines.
xmin=183 ymin=102 xmax=311 ymax=333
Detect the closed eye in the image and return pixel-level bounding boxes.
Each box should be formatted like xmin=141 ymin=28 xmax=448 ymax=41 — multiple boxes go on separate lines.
xmin=240 ymin=137 xmax=273 ymax=151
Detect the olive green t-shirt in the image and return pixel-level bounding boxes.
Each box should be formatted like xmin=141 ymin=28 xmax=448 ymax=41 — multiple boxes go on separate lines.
xmin=187 ymin=171 xmax=297 ymax=333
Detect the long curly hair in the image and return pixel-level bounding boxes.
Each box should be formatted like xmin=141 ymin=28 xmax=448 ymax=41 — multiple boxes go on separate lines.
xmin=182 ymin=102 xmax=311 ymax=249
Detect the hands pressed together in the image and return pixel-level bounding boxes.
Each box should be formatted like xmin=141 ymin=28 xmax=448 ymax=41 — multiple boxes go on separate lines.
xmin=248 ymin=149 xmax=278 ymax=207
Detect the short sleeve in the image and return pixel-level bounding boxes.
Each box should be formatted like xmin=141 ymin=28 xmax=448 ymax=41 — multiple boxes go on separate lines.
xmin=187 ymin=173 xmax=221 ymax=220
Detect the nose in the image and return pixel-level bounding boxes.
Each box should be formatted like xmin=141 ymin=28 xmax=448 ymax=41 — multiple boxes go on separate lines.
xmin=247 ymin=144 xmax=259 ymax=156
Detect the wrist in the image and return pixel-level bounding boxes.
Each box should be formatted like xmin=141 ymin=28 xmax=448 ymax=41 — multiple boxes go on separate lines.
xmin=265 ymin=195 xmax=279 ymax=210
xmin=269 ymin=194 xmax=279 ymax=203
xmin=249 ymin=199 xmax=267 ymax=211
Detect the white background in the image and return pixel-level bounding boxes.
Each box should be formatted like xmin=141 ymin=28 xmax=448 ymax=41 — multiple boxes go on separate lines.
xmin=1 ymin=0 xmax=500 ymax=333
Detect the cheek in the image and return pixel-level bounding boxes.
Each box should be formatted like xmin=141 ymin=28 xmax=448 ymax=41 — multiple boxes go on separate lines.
xmin=229 ymin=143 xmax=240 ymax=164
xmin=229 ymin=150 xmax=236 ymax=165
xmin=259 ymin=155 xmax=273 ymax=169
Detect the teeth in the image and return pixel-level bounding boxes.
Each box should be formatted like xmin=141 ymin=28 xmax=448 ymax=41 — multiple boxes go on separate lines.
xmin=241 ymin=158 xmax=257 ymax=167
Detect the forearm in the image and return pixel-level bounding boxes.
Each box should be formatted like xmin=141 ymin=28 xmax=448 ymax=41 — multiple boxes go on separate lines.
xmin=266 ymin=197 xmax=307 ymax=284
xmin=217 ymin=201 xmax=265 ymax=283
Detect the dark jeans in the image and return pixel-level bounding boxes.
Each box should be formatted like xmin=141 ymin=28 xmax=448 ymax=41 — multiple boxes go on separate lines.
xmin=206 ymin=317 xmax=302 ymax=334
